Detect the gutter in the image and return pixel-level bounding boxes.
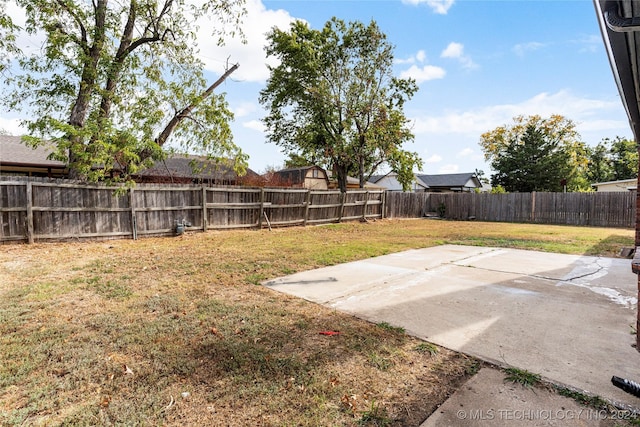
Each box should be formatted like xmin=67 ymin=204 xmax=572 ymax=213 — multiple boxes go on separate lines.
xmin=604 ymin=0 xmax=640 ymax=32
xmin=594 ymin=0 xmax=640 ymax=141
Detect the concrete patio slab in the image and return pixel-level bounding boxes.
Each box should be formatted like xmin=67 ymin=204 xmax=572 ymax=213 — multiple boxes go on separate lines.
xmin=264 ymin=245 xmax=640 ymax=411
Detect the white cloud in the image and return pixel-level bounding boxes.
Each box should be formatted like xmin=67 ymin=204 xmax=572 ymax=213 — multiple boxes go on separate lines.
xmin=513 ymin=42 xmax=545 ymax=57
xmin=441 ymin=42 xmax=463 ymax=59
xmin=233 ymin=102 xmax=258 ymax=118
xmin=440 ymin=42 xmax=477 ymax=70
xmin=401 ymin=0 xmax=455 ymax=15
xmin=0 ymin=117 xmax=27 ymax=135
xmin=573 ymin=34 xmax=602 ymax=54
xmin=196 ymin=0 xmax=298 ymax=82
xmin=243 ymin=119 xmax=265 ymax=132
xmin=396 ymin=49 xmax=427 ymax=65
xmin=425 ymin=154 xmax=442 ymax=163
xmin=400 ymin=65 xmax=446 ymax=84
xmin=457 ymin=148 xmax=474 ymax=157
xmin=410 ymin=90 xmax=627 ymax=138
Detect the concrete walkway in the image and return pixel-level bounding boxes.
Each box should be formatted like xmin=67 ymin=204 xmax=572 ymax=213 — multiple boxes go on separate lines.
xmin=264 ymin=245 xmax=640 ymax=422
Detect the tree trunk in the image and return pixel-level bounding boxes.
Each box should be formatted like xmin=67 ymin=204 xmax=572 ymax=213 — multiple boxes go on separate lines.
xmin=98 ymin=0 xmax=136 ymax=122
xmin=66 ymin=0 xmax=108 ymax=180
xmin=336 ymin=162 xmax=348 ymax=193
xmin=359 ymin=154 xmax=366 ymax=188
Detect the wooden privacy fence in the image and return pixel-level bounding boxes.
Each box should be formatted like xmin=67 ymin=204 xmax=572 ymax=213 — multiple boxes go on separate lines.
xmin=405 ymin=191 xmax=636 ymax=228
xmin=0 ymin=179 xmax=385 ymax=243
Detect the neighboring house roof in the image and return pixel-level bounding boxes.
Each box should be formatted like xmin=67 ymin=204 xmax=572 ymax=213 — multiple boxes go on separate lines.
xmin=0 ymin=135 xmax=68 ymax=177
xmin=592 ymin=178 xmax=637 ymax=191
xmin=273 ymin=166 xmax=326 ymax=184
xmin=369 ymin=172 xmax=481 ymax=192
xmin=416 ymin=173 xmax=481 ymax=190
xmin=325 ymin=171 xmax=387 ymax=189
xmin=367 ymin=172 xmax=423 ymax=191
xmin=136 ymin=154 xmax=259 ymax=183
xmin=0 ymin=135 xmax=256 ymax=183
xmin=0 ymin=135 xmax=65 ymax=168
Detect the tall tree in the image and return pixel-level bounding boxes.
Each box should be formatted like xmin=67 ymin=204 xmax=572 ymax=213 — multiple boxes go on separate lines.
xmin=585 ymin=136 xmax=637 ymax=184
xmin=259 ymin=17 xmax=422 ymax=192
xmin=2 ymin=0 xmax=247 ymax=182
xmin=480 ymin=115 xmax=589 ymax=192
xmin=609 ymin=136 xmax=638 ymax=180
xmin=586 ymin=140 xmax=613 ymax=184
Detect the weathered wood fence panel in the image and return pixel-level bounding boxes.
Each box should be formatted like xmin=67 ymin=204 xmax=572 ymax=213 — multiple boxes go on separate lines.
xmin=0 ymin=177 xmax=385 ymax=243
xmin=384 ymin=192 xmax=430 ymax=218
xmin=133 ymin=186 xmax=205 ymax=236
xmin=0 ymin=180 xmax=29 ymax=242
xmin=206 ymin=187 xmax=261 ymax=229
xmin=407 ymin=191 xmax=636 ymax=228
xmin=307 ymin=191 xmax=342 ymax=225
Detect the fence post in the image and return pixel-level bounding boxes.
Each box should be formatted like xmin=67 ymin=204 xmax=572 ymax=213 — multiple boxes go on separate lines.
xmin=362 ymin=191 xmax=369 ymax=221
xmin=303 ymin=189 xmax=311 ymax=226
xmin=381 ymin=191 xmax=386 ymax=219
xmin=423 ymin=193 xmax=429 ymax=218
xmin=129 ymin=187 xmax=137 ymax=240
xmin=26 ymin=182 xmax=34 ymax=244
xmin=258 ymin=188 xmax=265 ymax=229
xmin=202 ymin=185 xmax=208 ymax=231
xmin=531 ymin=191 xmax=536 ymax=222
xmin=338 ymin=191 xmax=346 ymax=222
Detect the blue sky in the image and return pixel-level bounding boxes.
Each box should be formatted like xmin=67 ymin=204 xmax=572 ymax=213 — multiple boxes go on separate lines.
xmin=2 ymin=0 xmax=632 ymax=176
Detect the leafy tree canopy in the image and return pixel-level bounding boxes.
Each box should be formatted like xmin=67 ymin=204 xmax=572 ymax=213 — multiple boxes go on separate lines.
xmin=1 ymin=0 xmax=247 ymax=182
xmin=586 ymin=136 xmax=638 ymax=184
xmin=479 ymin=114 xmax=589 ymax=192
xmin=259 ymin=17 xmax=422 ymax=192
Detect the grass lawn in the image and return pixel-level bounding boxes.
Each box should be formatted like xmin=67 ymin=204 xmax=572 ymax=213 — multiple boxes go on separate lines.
xmin=0 ymin=219 xmax=634 ymax=426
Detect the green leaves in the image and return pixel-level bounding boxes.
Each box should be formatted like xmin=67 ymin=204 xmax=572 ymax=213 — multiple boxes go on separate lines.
xmin=260 ymin=17 xmax=420 ymax=192
xmin=2 ymin=0 xmax=246 ymax=183
xmin=480 ymin=115 xmax=589 ymax=192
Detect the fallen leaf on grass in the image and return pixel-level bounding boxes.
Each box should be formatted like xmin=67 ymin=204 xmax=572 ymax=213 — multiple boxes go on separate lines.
xmin=319 ymin=330 xmax=341 ymax=336
xmin=341 ymin=394 xmax=358 ymax=412
xmin=100 ymin=395 xmax=111 ymax=408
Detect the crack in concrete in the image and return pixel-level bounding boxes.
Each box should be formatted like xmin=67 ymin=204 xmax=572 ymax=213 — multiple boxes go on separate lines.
xmin=559 ymin=257 xmax=608 ymax=282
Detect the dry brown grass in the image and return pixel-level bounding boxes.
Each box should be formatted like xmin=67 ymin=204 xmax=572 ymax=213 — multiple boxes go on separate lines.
xmin=0 ymin=219 xmax=633 ymax=426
